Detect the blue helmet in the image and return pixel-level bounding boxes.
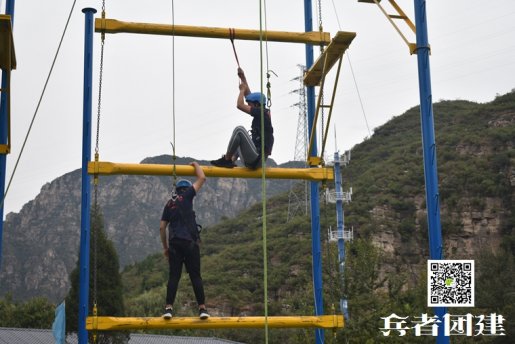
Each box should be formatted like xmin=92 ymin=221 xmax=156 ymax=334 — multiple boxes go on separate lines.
xmin=176 ymin=179 xmax=192 ymax=190
xmin=245 ymin=92 xmax=267 ymax=105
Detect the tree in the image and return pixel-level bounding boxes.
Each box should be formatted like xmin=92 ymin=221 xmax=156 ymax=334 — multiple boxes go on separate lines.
xmin=65 ymin=205 xmax=128 ymax=343
xmin=0 ymin=294 xmax=54 ymax=328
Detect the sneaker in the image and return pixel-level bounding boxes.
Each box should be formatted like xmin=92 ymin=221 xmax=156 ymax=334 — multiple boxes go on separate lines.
xmin=210 ymin=155 xmax=236 ymax=168
xmin=162 ymin=306 xmax=173 ymax=319
xmin=199 ymin=308 xmax=210 ymax=320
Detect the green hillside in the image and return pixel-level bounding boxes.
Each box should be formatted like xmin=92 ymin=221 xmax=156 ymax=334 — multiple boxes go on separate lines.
xmin=119 ymin=92 xmax=514 ymax=343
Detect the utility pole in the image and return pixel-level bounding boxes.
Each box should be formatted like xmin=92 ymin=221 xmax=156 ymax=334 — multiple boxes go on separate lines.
xmin=287 ymin=64 xmax=309 ymax=221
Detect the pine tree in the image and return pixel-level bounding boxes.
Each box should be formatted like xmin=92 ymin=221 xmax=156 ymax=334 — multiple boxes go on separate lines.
xmin=65 ymin=205 xmax=128 ymax=343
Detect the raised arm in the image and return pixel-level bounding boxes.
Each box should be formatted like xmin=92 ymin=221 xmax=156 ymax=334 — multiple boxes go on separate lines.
xmin=237 ymin=67 xmax=250 ymax=95
xmin=191 ymin=161 xmax=206 ymax=192
xmin=237 ymin=68 xmax=252 ymax=114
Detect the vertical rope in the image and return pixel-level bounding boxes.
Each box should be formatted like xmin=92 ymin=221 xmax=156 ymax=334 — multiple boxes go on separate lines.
xmin=317 ymin=0 xmax=325 ymax=161
xmin=170 ymin=0 xmax=177 ymax=193
xmin=1 ymin=0 xmax=78 ymax=209
xmin=259 ymin=0 xmax=269 ymax=342
xmin=330 ymin=0 xmax=371 ymax=137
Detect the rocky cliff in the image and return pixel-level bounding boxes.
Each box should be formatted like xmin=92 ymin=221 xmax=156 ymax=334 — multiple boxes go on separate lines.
xmin=343 ymin=93 xmax=514 ymax=290
xmin=2 ymin=91 xmax=514 ymax=307
xmin=0 ymin=156 xmax=297 ymax=301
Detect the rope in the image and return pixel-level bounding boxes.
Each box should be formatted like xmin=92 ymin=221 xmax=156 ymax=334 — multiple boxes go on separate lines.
xmin=229 ymin=28 xmax=241 ymax=68
xmin=330 ymin=0 xmax=371 ymax=137
xmin=170 ymin=0 xmax=178 ymax=195
xmin=317 ymin=0 xmax=325 ymax=160
xmin=1 ymin=0 xmax=78 ymax=210
xmin=259 ymin=1 xmax=269 ymax=342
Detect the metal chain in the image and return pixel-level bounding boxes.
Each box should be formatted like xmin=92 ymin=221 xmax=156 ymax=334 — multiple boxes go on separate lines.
xmin=95 ymin=42 xmax=104 ymax=159
xmin=95 ymin=0 xmax=106 ymax=158
xmin=317 ymin=0 xmax=323 ymax=33
xmin=92 ymin=5 xmax=106 ymax=341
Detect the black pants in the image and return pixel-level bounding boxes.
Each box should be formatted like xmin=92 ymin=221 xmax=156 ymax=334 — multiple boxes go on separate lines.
xmin=166 ymin=239 xmax=205 ymax=306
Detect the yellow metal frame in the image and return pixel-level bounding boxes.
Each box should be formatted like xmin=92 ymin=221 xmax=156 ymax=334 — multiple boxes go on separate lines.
xmin=95 ymin=18 xmax=331 ymax=45
xmin=359 ymin=0 xmax=419 ymax=54
xmin=88 ymin=161 xmax=334 ymax=182
xmin=86 ymin=315 xmax=344 ymax=330
xmin=0 ymin=14 xmax=17 ymax=155
xmin=303 ymin=31 xmax=355 ymax=166
xmin=0 ymin=15 xmax=16 ymax=70
xmin=303 ymin=31 xmax=355 ymax=87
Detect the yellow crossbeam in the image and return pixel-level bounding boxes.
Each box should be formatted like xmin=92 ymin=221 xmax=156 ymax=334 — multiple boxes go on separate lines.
xmin=86 ymin=315 xmax=344 ymax=330
xmin=87 ymin=161 xmax=333 ymax=181
xmin=95 ymin=18 xmax=331 ymax=45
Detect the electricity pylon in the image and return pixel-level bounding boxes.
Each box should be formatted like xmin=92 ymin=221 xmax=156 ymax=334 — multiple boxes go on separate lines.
xmin=287 ymin=65 xmax=309 ymax=222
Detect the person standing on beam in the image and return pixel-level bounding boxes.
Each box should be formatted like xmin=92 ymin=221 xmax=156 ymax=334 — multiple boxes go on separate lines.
xmin=160 ymin=161 xmax=209 ymax=320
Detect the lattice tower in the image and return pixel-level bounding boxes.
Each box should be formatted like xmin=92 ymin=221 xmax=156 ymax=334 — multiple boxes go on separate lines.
xmin=287 ymin=65 xmax=309 ymax=222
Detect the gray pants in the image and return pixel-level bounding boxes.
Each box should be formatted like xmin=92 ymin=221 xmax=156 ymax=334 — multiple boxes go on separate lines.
xmin=227 ymin=126 xmax=261 ymax=168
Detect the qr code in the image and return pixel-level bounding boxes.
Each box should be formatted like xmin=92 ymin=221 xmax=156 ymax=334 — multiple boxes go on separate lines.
xmin=427 ymin=260 xmax=474 ymax=307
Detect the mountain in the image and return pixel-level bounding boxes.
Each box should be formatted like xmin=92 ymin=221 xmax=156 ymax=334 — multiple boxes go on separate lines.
xmin=0 ymin=156 xmax=302 ymax=302
xmin=117 ymin=92 xmax=514 ymax=343
xmin=1 ymin=90 xmax=513 ymax=326
xmin=343 ymin=92 xmax=514 ymax=268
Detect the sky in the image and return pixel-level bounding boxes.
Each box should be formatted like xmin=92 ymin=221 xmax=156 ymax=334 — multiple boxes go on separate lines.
xmin=2 ymin=0 xmax=515 ymax=218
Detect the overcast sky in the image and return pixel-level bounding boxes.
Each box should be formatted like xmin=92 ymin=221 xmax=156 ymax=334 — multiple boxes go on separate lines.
xmin=2 ymin=0 xmax=515 ymax=218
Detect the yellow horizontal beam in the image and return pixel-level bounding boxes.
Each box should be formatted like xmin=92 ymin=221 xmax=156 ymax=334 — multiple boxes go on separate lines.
xmin=86 ymin=315 xmax=344 ymax=330
xmin=0 ymin=15 xmax=16 ymax=70
xmin=87 ymin=161 xmax=333 ymax=181
xmin=95 ymin=18 xmax=331 ymax=45
xmin=304 ymin=31 xmax=356 ymax=87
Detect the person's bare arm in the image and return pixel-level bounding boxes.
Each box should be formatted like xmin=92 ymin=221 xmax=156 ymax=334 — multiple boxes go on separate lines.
xmin=237 ymin=82 xmax=252 ymax=114
xmin=237 ymin=67 xmax=251 ymax=96
xmin=191 ymin=161 xmax=206 ymax=192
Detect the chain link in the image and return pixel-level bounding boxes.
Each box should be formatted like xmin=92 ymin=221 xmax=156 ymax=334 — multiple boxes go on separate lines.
xmin=92 ymin=0 xmax=106 ymax=326
xmin=318 ymin=0 xmax=323 ymax=32
xmin=95 ymin=39 xmax=104 ymax=158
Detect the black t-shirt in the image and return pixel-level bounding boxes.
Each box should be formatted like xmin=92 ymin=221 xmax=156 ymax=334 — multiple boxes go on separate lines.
xmin=161 ymin=186 xmax=197 ymax=242
xmin=250 ymin=107 xmax=274 ymax=156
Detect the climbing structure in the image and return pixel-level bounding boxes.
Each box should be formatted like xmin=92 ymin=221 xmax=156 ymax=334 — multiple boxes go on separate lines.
xmin=358 ymin=1 xmax=448 ymax=343
xmin=79 ymin=2 xmax=356 ymax=344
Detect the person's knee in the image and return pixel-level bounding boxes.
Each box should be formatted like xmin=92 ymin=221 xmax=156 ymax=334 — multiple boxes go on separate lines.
xmin=232 ymin=126 xmax=246 ymax=135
